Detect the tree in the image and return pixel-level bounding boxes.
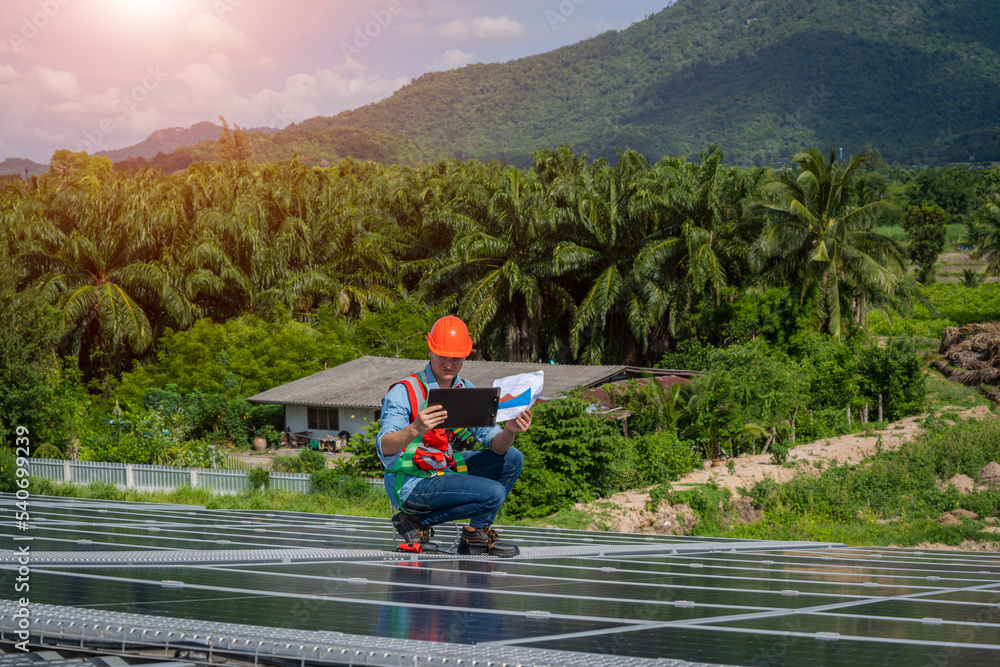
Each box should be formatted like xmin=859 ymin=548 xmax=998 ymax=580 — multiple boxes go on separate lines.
xmin=176 ymin=158 xmax=405 ymax=328
xmin=658 ymin=147 xmax=763 ymax=341
xmin=914 ymin=166 xmax=976 ymax=219
xmin=0 ymin=266 xmax=62 ymax=445
xmin=115 ymin=315 xmax=348 ymax=406
xmin=901 ymin=204 xmax=947 ymax=284
xmin=425 ymin=166 xmax=568 ymax=361
xmin=972 ymin=190 xmax=1000 ymax=277
xmin=215 ymin=116 xmax=252 ymax=161
xmin=18 ymin=173 xmax=194 ymax=382
xmin=752 ymin=148 xmax=906 ymax=340
xmin=553 ymin=149 xmax=673 ymax=364
xmin=677 ymin=373 xmax=767 ymax=461
xmin=48 ymin=150 xmax=113 ymax=181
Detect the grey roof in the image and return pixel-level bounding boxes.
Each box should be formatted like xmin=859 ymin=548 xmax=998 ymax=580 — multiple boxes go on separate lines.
xmin=246 ymin=355 xmax=691 ymax=409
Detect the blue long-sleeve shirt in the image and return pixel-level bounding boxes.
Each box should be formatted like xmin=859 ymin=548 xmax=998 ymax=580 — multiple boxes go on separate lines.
xmin=376 ymin=362 xmax=502 ymax=505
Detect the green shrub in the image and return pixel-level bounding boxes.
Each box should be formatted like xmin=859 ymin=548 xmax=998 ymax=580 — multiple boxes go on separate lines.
xmin=255 ymin=425 xmax=281 ymax=448
xmin=632 ymin=432 xmax=701 ymax=485
xmin=144 ymin=387 xmax=256 ymax=446
xmin=739 ymin=477 xmax=779 ymax=507
xmin=114 ymin=315 xmax=353 ymax=405
xmin=505 ymin=394 xmax=621 ymax=519
xmin=298 ymin=448 xmax=327 ymax=472
xmin=271 ymin=456 xmax=303 ymax=473
xmin=769 ymin=441 xmax=789 ymax=465
xmin=858 ymin=338 xmax=927 ymax=421
xmin=0 ymin=446 xmax=17 ymax=493
xmin=248 ymin=468 xmax=270 ymax=491
xmin=505 ymin=465 xmax=577 ymax=519
xmin=311 ymin=469 xmax=371 ymax=499
xmin=706 ymin=339 xmax=809 ymax=441
xmin=84 ymin=481 xmax=123 ymax=500
xmin=670 ymin=482 xmax=732 ymax=532
xmin=794 ymin=406 xmax=851 ymax=441
xmin=339 ymin=421 xmax=383 ymax=476
xmin=79 ymin=409 xmax=175 ymax=464
xmin=792 ymin=334 xmax=862 ymax=411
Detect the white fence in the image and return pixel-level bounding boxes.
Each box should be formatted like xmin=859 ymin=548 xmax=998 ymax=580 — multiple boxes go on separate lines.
xmin=27 ymin=458 xmax=382 ymax=495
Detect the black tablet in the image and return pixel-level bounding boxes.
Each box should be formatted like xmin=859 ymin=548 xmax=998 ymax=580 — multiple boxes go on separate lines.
xmin=426 ymin=387 xmax=500 ymax=428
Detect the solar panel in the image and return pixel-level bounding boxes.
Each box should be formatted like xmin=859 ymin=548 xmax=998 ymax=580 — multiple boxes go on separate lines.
xmin=3 ymin=494 xmax=1000 ymax=666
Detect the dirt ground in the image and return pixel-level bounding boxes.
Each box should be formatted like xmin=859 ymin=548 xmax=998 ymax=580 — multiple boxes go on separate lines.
xmin=676 ymin=404 xmax=993 ymax=494
xmin=575 ymin=404 xmax=995 ymax=537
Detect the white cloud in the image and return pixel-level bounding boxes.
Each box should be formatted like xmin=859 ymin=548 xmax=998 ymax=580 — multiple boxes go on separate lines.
xmin=162 ymin=58 xmax=408 ymax=131
xmin=429 ymin=49 xmax=476 ymax=71
xmin=471 ymin=16 xmax=527 ymax=39
xmin=184 ymin=12 xmax=256 ymax=54
xmin=0 ymin=64 xmax=155 ymax=159
xmin=0 ymin=64 xmax=21 ymax=82
xmin=436 ymin=15 xmax=526 ymax=41
xmin=33 ymin=67 xmax=81 ymax=99
xmin=174 ymin=62 xmax=234 ymax=99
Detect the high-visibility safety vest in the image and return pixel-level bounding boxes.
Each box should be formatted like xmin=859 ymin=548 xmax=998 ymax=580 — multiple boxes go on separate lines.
xmin=386 ymin=371 xmax=470 ymax=512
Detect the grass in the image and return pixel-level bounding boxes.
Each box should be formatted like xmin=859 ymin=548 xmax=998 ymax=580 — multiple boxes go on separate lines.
xmin=873 ymin=223 xmax=966 ymax=247
xmin=28 ymin=478 xmax=395 ymax=518
xmin=717 ymin=514 xmax=1000 ymax=547
xmin=926 ymin=370 xmax=996 ymax=411
xmin=517 ymin=507 xmax=614 ymax=531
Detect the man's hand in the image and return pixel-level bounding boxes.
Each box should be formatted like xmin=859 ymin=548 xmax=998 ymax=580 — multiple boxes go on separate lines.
xmin=414 ymin=404 xmax=447 ymax=436
xmin=491 ymin=409 xmax=531 ymax=454
xmin=503 ymin=409 xmax=532 ymax=434
xmin=381 ymin=404 xmax=447 ymax=456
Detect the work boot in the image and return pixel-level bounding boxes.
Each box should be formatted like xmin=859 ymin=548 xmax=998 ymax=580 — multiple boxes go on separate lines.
xmin=391 ymin=512 xmax=439 ymax=551
xmin=457 ymin=525 xmax=519 ymax=558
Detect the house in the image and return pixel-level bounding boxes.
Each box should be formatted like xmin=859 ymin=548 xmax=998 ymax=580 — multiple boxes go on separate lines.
xmin=245 ymin=355 xmax=694 ymax=440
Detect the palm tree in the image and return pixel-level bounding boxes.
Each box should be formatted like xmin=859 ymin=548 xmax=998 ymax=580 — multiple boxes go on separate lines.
xmin=18 ymin=173 xmax=193 ymax=381
xmin=678 ymin=373 xmax=768 ymax=461
xmin=658 ymin=148 xmax=763 ymax=341
xmin=553 ymin=149 xmax=673 ymax=365
xmin=751 ymin=148 xmax=905 ymax=339
xmin=972 ymin=190 xmax=1000 ymax=276
xmin=424 ymin=165 xmax=568 ymax=361
xmin=180 ymin=159 xmax=401 ymax=322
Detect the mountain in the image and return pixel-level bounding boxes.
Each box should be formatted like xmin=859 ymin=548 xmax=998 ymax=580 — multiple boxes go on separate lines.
xmin=83 ymin=0 xmax=1000 ymax=171
xmin=299 ymin=0 xmax=1000 ymax=167
xmin=0 ymin=157 xmax=48 ymax=178
xmin=96 ymin=121 xmax=226 ymax=161
xmin=104 ymin=122 xmax=442 ymax=173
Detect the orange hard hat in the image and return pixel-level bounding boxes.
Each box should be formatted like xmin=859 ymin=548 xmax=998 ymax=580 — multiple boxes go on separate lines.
xmin=426 ymin=315 xmax=473 ymax=357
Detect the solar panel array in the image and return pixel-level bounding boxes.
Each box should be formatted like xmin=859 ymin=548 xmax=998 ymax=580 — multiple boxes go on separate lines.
xmin=3 ymin=494 xmax=1000 ymax=666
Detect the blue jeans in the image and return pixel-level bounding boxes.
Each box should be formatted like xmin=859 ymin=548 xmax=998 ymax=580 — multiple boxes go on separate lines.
xmin=400 ymin=447 xmax=523 ymax=529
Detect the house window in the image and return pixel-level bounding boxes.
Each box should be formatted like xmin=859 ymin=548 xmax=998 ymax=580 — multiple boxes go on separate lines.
xmin=307 ymin=407 xmax=339 ymax=431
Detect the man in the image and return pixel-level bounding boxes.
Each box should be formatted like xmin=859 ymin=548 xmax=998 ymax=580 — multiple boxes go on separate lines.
xmin=376 ymin=315 xmax=531 ymax=557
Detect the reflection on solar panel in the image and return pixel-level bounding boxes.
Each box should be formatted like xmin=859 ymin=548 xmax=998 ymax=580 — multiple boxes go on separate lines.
xmin=3 ymin=495 xmax=1000 ymax=666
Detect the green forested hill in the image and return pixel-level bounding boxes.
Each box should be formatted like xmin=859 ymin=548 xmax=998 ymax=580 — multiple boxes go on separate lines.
xmin=300 ymin=0 xmax=1000 ymax=166
xmin=97 ymin=121 xmax=225 ymax=161
xmin=111 ymin=124 xmax=443 ymax=173
xmin=0 ymin=157 xmax=47 ymax=177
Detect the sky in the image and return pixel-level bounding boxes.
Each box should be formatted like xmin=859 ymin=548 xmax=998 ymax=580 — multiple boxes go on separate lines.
xmin=0 ymin=0 xmax=675 ymax=163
